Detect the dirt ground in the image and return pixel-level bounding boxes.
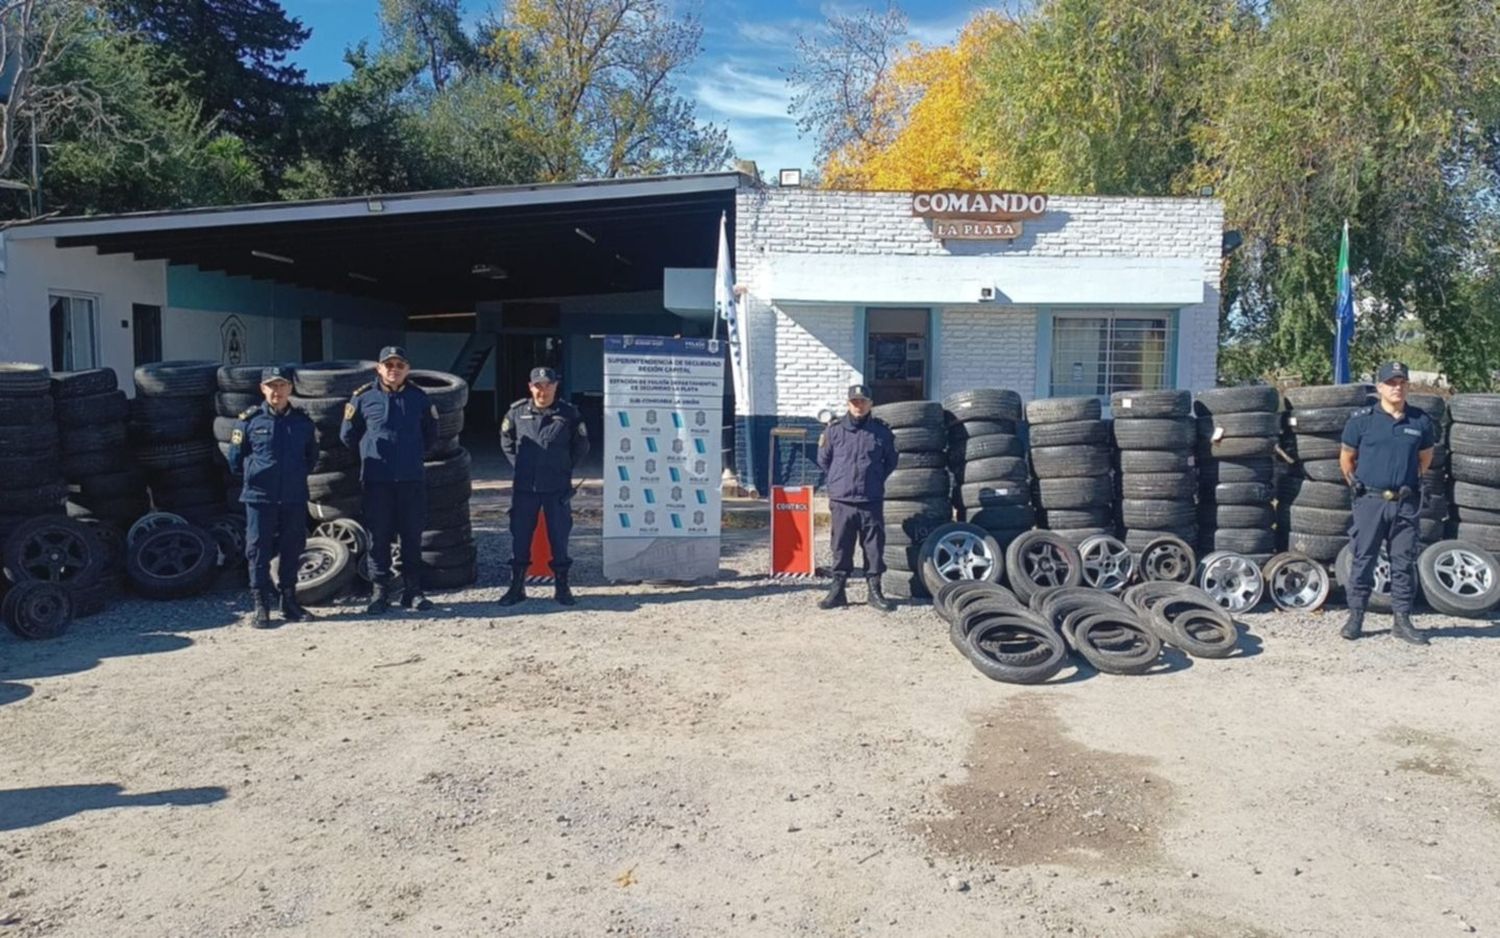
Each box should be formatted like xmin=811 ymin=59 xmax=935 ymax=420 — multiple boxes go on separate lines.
xmin=3 ymin=513 xmax=1500 ymax=937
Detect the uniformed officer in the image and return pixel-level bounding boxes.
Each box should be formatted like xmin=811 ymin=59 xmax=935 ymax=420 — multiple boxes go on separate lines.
xmin=340 ymin=346 xmax=438 ymax=614
xmin=498 ymin=366 xmax=590 ymax=607
xmin=816 ymin=384 xmax=899 ymax=611
xmin=227 ymin=365 xmax=319 ymax=628
xmin=1339 ymin=361 xmax=1436 ymax=644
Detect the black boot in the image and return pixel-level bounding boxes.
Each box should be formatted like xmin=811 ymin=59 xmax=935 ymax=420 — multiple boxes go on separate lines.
xmin=365 ymin=577 xmax=391 ymax=615
xmin=252 ymin=589 xmax=273 ymax=629
xmin=1341 ymin=607 xmax=1364 ymax=640
xmin=498 ymin=569 xmax=527 ymax=607
xmin=1391 ymin=611 xmax=1429 ymax=646
xmin=401 ymin=573 xmax=434 ymax=612
xmin=819 ymin=574 xmax=848 ymax=609
xmin=554 ymin=571 xmax=576 ymax=606
xmin=281 ymin=588 xmax=315 ymax=622
xmin=866 ymin=576 xmax=895 ymax=612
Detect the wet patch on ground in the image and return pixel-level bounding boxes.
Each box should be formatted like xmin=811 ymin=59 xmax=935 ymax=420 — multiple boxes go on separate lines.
xmin=1384 ymin=725 xmax=1500 ymax=821
xmin=916 ymin=694 xmax=1172 ymax=869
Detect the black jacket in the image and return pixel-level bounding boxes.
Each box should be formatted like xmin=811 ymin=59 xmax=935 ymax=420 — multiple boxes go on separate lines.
xmin=817 ymin=412 xmax=898 ymax=503
xmin=227 ymin=402 xmax=319 ymax=505
xmin=501 ymin=397 xmax=590 ymax=492
xmin=339 ymin=382 xmax=438 ymax=483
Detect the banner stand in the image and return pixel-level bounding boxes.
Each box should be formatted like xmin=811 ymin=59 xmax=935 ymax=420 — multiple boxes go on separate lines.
xmin=769 ymin=427 xmax=816 ymax=579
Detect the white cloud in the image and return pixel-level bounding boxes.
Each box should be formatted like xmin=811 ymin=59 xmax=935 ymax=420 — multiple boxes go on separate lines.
xmin=692 ymin=62 xmax=794 ymax=120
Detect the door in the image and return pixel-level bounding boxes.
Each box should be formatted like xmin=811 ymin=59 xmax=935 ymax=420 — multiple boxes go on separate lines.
xmin=499 ymin=334 xmax=564 ymax=402
xmin=301 ymin=317 xmax=325 ymax=362
xmin=865 ymin=307 xmax=929 ymax=404
xmin=49 ymin=294 xmax=100 ymax=371
xmin=133 ymin=304 xmax=162 ymax=366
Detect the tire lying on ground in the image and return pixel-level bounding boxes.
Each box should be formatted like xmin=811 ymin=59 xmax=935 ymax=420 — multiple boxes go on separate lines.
xmin=1416 ymin=539 xmax=1500 ymax=617
xmin=916 ymin=521 xmax=1004 ymax=596
xmin=126 ymin=522 xmax=220 ymax=599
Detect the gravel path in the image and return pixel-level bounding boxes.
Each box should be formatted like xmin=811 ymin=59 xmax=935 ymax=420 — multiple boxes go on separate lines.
xmin=2 ymin=523 xmax=1499 ymax=937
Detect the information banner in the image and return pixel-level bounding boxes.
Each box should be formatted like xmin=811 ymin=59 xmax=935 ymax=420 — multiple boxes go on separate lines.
xmin=602 ymin=336 xmax=725 ymax=581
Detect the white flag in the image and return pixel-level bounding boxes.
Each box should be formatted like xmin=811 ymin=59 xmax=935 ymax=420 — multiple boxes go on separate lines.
xmin=715 ymin=211 xmax=748 ymax=408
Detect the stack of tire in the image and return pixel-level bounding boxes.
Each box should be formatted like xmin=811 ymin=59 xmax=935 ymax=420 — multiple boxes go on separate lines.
xmin=412 ymin=371 xmax=476 ymax=590
xmin=131 ymin=361 xmax=228 ymax=524
xmin=53 ymin=368 xmax=148 ymax=534
xmin=1407 ymin=392 xmax=1450 ymax=549
xmin=1193 ymin=386 xmax=1282 ymax=563
xmin=1111 ymin=390 xmax=1199 ymax=552
xmin=1025 ymin=396 xmax=1112 ymax=546
xmin=872 ymin=399 xmax=952 ymax=603
xmin=1279 ymin=384 xmax=1369 ymax=564
xmin=945 ymin=389 xmax=1030 ymax=547
xmin=0 ymin=364 xmax=67 ymax=546
xmin=1446 ymin=393 xmax=1500 ymax=551
xmin=291 ymin=361 xmax=376 ymax=524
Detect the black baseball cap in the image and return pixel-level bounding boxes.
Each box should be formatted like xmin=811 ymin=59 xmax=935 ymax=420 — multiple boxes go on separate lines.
xmin=530 ymin=366 xmax=559 ymax=384
xmin=1377 ymin=361 xmax=1410 ymax=383
xmin=848 ymin=384 xmax=873 ymax=401
xmin=260 ymin=365 xmax=293 ymax=384
xmin=377 ymin=345 xmax=409 ymax=364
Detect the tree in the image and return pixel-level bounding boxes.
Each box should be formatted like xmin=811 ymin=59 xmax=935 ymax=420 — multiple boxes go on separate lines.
xmin=1 ymin=0 xmax=99 ymax=184
xmin=481 ymin=0 xmax=731 ymax=180
xmin=786 ymin=2 xmax=908 ymax=171
xmin=379 ymin=0 xmax=476 ymax=91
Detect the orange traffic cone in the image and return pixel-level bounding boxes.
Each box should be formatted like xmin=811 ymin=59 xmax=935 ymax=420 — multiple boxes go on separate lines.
xmin=527 ymin=510 xmax=554 ymax=583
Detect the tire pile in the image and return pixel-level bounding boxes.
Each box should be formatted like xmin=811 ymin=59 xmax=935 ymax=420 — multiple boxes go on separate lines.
xmin=414 ymin=371 xmax=476 ymax=590
xmin=0 ymin=364 xmax=68 ymax=543
xmin=1408 ymin=392 xmax=1449 ymax=550
xmin=1280 ymin=384 xmax=1369 ymax=564
xmin=1111 ymin=390 xmax=1199 ymax=553
xmin=1026 ymin=396 xmax=1113 ymax=547
xmin=872 ymin=399 xmax=952 ymax=602
xmin=292 ymin=360 xmax=375 ymax=524
xmin=55 ymin=369 xmax=148 ymax=534
xmin=945 ymin=389 xmax=1031 ymax=547
xmin=131 ymin=361 xmax=228 ymax=524
xmin=1194 ymin=386 xmax=1281 ymax=562
xmin=1446 ymin=393 xmax=1500 ymax=552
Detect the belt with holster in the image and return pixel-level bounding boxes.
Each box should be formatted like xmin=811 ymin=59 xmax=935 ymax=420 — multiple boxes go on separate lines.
xmin=1352 ymin=482 xmax=1415 ymax=501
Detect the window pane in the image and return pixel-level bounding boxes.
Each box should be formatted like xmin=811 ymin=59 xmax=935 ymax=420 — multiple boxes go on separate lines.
xmin=73 ymin=297 xmax=98 ymax=369
xmin=1051 ymin=314 xmax=1172 ymax=398
xmin=49 ymin=296 xmax=70 ymax=372
xmin=1050 ymin=317 xmax=1108 ymax=397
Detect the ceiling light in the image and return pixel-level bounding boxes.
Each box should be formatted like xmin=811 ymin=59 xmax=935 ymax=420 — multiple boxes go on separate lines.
xmin=348 ymin=272 xmax=378 ymax=283
xmin=614 ymin=253 xmax=632 ymax=266
xmin=251 ymin=250 xmax=294 ymax=265
xmin=574 ymin=227 xmax=596 ymax=243
xmin=470 ymin=263 xmax=508 ymax=280
xmin=779 ymin=168 xmax=802 ymax=187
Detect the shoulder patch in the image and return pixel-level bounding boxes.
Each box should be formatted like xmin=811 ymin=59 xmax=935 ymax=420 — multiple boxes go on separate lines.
xmin=430 ymin=405 xmax=439 ymax=420
xmin=351 ymin=383 xmax=372 ymax=397
xmin=501 ymin=415 xmax=512 ymax=433
xmin=238 ymin=408 xmax=257 ymax=420
xmin=1353 ymin=406 xmax=1374 ymax=417
xmin=230 ymin=428 xmax=244 ymax=445
xmin=817 ymin=430 xmax=827 ymax=448
xmin=343 ymin=402 xmax=357 ymax=421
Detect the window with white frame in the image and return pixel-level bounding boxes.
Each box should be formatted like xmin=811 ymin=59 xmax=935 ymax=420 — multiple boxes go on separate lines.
xmin=49 ymin=293 xmax=100 ymax=372
xmin=1049 ymin=312 xmax=1174 ymax=398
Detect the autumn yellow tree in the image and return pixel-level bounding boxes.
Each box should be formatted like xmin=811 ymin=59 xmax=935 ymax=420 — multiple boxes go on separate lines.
xmin=820 ymin=12 xmax=1007 ymax=190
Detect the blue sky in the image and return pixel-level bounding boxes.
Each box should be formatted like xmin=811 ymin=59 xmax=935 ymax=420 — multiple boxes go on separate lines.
xmin=278 ymin=0 xmax=991 ymax=174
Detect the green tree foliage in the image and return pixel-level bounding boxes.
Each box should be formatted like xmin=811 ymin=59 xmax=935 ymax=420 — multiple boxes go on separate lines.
xmin=379 ymin=0 xmax=476 ymax=91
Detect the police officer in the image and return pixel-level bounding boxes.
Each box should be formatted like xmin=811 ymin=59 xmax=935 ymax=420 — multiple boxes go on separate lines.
xmin=340 ymin=346 xmax=438 ymax=614
xmin=227 ymin=365 xmax=319 ymax=628
xmin=498 ymin=366 xmax=590 ymax=607
xmin=1340 ymin=361 xmax=1436 ymax=644
xmin=816 ymin=384 xmax=899 ymax=611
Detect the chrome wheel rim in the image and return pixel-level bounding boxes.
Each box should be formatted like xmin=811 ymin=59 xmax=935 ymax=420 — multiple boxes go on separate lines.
xmin=932 ymin=530 xmax=998 ymax=583
xmin=1078 ymin=535 xmax=1135 ymax=593
xmin=1432 ymin=547 xmax=1495 ymax=598
xmin=1199 ymin=553 xmax=1264 ymax=612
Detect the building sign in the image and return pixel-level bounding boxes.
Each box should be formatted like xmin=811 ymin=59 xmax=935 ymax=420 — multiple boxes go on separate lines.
xmin=911 ymin=190 xmax=1048 ymax=242
xmin=602 ymin=335 xmax=725 ymax=582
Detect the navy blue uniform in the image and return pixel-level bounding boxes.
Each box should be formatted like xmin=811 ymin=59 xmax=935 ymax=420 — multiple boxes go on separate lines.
xmin=1341 ymin=405 xmax=1436 ymax=613
xmin=340 ymin=382 xmax=438 ymax=580
xmin=500 ymin=397 xmax=589 ymax=574
xmin=227 ymin=402 xmax=319 ymax=591
xmin=817 ymin=413 xmax=898 ymax=575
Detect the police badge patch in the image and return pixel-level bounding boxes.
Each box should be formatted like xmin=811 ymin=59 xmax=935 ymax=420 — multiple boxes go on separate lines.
xmin=344 ymin=403 xmax=356 ymax=420
xmin=230 ymin=429 xmax=244 ymax=444
xmin=431 ymin=405 xmax=439 ymax=420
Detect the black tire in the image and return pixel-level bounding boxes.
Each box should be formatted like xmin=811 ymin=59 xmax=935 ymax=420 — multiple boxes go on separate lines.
xmin=149 ymin=462 xmax=224 ymax=490
xmin=894 ymin=450 xmax=947 ymax=470
xmin=949 ymin=434 xmax=1021 ymax=461
xmin=962 ymin=611 xmax=1068 ymax=684
xmin=60 ymin=421 xmax=126 ymax=454
xmin=1417 ymin=539 xmax=1500 ymax=616
xmin=1287 ymin=531 xmax=1346 ymax=563
xmin=423 ymin=541 xmax=478 ymax=570
xmin=50 ymin=368 xmax=118 ymax=399
xmin=307 ymin=494 xmax=363 ymax=521
xmin=946 ymin=419 xmax=1018 ymax=442
xmin=1115 ymin=450 xmax=1191 ymax=474
xmin=133 ymin=361 xmax=219 ymax=397
xmin=1202 ymin=435 xmax=1277 ymax=458
xmin=1334 ymin=543 xmax=1392 ymax=612
xmin=1028 ymin=420 xmax=1109 ymax=448
xmin=0 ymin=452 xmax=60 ymax=485
xmin=959 ymin=481 xmax=1031 ymax=507
xmin=964 ymin=505 xmax=1036 ymax=531
xmin=1208 ymin=528 xmax=1276 ymax=554
xmin=426 ymin=479 xmax=472 ymax=510
xmin=879 ymin=570 xmax=925 ymax=601
xmin=872 ymin=400 xmax=943 ymax=428
xmin=1120 ymin=499 xmax=1197 ymax=529
xmin=1288 ymin=406 xmax=1360 ymax=435
xmin=293 ymin=360 xmax=377 ymax=399
xmin=883 ymin=543 xmax=918 ymax=572
xmin=883 ymin=468 xmax=950 ymax=499
xmin=1030 ymin=445 xmax=1110 ymax=478
xmin=53 ymin=391 xmax=128 ymax=428
xmin=424 ymin=448 xmax=473 ymax=486
xmin=215 ymin=391 xmax=261 ymax=416
xmin=1120 ymin=473 xmax=1197 ymax=501
xmin=1124 ymin=526 xmax=1199 ymax=553
xmin=134 ymin=441 xmax=218 ymax=470
xmin=290 ymin=395 xmax=349 ymax=431
xmin=422 ymin=561 xmax=477 ymax=591
xmin=1198 ymin=456 xmax=1274 ymax=484
xmin=1034 ymin=475 xmax=1112 ymax=509
xmin=0 ymin=421 xmax=59 ymax=454
xmin=1296 ymin=459 xmax=1346 ymax=483
xmin=421 ymin=524 xmax=473 ymax=550
xmin=307 ymin=470 xmax=360 ymax=501
xmin=0 ymin=482 xmax=69 ymax=514
xmin=941 ymin=389 xmax=1022 ymax=423
xmin=1290 ymin=435 xmax=1343 ymax=461
xmin=0 ymin=363 xmax=52 ymax=396
xmin=1211 ymin=504 xmax=1274 ymax=528
xmin=1449 ymin=422 xmax=1500 ymax=457
xmin=1448 ymin=522 xmax=1500 ymax=551
xmin=1449 ymin=454 xmax=1500 ymax=485
xmin=313 ymin=446 xmax=359 ymax=474
xmin=286 ymin=536 xmax=356 ymax=606
xmin=1282 ymin=478 xmax=1351 ymax=510
xmin=425 ymin=500 xmax=470 ymax=532
xmin=956 ymin=457 xmax=1027 ymax=484
xmin=1201 ymin=411 xmax=1282 ymax=438
xmin=1452 ymin=481 xmax=1500 ymax=510
xmin=1110 ymin=389 xmax=1191 ymax=418
xmin=217 ymin=363 xmax=291 ymax=393
xmin=151 ymin=483 xmax=225 ymax=511
xmin=1447 ymin=394 xmax=1500 ymax=426
xmin=1194 ymin=385 xmax=1281 ymax=415
xmin=1004 ymin=530 xmax=1083 ymax=602
xmin=1050 ymin=526 xmax=1114 ymax=546
xmin=1112 ymin=418 xmax=1195 ymax=450
xmin=1039 ymin=507 xmax=1111 ymax=529
xmin=1212 ymin=481 xmax=1273 ymax=505
xmin=884 ymin=498 xmax=952 ymax=532
xmin=126 ymin=523 xmax=219 ymax=598
xmin=76 ymin=469 xmax=146 ymax=499
xmin=1452 ymin=504 xmax=1500 ymax=525
xmin=1284 ymin=384 xmax=1371 ymax=409
xmin=409 ymin=371 xmax=470 ymax=413
xmin=212 ymin=416 xmax=239 ymax=444
xmin=1025 ymin=396 xmax=1100 ymax=424
xmin=892 ymin=425 xmax=946 ymax=452
xmin=0 ymin=395 xmax=54 ymax=426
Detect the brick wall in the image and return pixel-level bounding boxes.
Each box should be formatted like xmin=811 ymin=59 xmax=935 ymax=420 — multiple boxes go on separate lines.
xmin=937 ymin=307 xmax=1038 ymax=401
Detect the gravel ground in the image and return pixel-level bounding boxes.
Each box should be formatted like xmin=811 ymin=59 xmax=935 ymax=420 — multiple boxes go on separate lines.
xmin=2 ymin=518 xmax=1499 ymax=937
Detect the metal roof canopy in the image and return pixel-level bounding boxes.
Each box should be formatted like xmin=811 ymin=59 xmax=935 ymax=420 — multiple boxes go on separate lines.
xmin=11 ymin=173 xmax=745 ymax=312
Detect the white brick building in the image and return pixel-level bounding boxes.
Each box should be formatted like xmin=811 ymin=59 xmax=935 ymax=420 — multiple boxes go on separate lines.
xmin=730 ymin=186 xmax=1224 ymax=490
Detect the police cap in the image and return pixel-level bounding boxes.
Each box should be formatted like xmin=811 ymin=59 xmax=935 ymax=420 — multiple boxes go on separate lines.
xmin=530 ymin=366 xmax=559 ymax=384
xmin=1376 ymin=361 xmax=1410 ymax=383
xmin=847 ymin=383 xmax=873 ymax=401
xmin=260 ymin=365 xmax=293 ymax=385
xmin=377 ymin=345 xmax=409 ymax=364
